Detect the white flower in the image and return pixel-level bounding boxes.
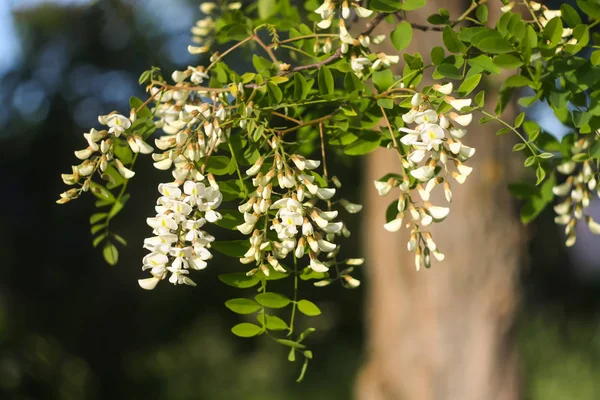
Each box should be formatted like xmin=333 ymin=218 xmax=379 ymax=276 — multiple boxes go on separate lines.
xmin=200 ymin=2 xmax=216 ymax=14
xmin=106 ymin=114 xmax=131 ymax=137
xmin=115 ymin=159 xmax=135 ymax=179
xmin=340 ymin=199 xmax=362 ymax=213
xmin=310 ymin=257 xmax=329 ymax=272
xmin=414 ymin=110 xmax=438 ymax=125
xmin=354 ymin=5 xmax=373 ymax=18
xmin=434 ymin=82 xmax=453 ymax=95
xmin=411 ymin=93 xmax=424 ymax=107
xmin=426 ymin=205 xmax=450 ymax=221
xmin=449 ymin=98 xmax=472 ymax=111
xmin=138 ymin=277 xmax=161 ymax=290
xmin=419 ymin=124 xmax=445 ymax=151
xmin=384 ymin=217 xmax=403 ymax=232
xmin=410 ymin=166 xmax=435 ymax=182
xmin=450 ymin=112 xmax=473 ymax=126
xmin=374 ymin=180 xmax=393 ymax=196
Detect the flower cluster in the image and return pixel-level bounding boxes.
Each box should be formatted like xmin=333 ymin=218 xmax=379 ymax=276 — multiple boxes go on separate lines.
xmin=502 ymin=2 xmax=579 ymax=55
xmin=552 ymin=137 xmax=600 ymax=247
xmin=150 ymin=84 xmax=229 ymax=184
xmin=189 ymin=2 xmax=242 ymax=54
xmin=235 ymin=139 xmax=360 ymax=286
xmin=57 ymin=113 xmax=151 ymax=203
xmin=375 ymin=83 xmax=475 ymax=270
xmin=139 ymin=176 xmax=223 ymax=290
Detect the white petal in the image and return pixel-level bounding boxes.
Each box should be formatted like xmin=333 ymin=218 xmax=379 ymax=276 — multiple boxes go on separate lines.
xmin=384 ymin=217 xmax=403 ymax=232
xmin=138 ymin=277 xmax=160 ymax=290
xmin=427 ymin=206 xmax=450 ymax=221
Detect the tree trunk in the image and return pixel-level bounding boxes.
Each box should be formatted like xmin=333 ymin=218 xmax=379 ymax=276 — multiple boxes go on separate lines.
xmin=355 ymin=2 xmax=523 ymax=399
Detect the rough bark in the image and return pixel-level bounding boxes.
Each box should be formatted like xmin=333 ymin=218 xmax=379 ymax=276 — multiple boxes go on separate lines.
xmin=355 ymin=2 xmax=523 ymax=399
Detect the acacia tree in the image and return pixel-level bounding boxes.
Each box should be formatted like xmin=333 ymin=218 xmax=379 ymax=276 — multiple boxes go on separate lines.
xmin=56 ymin=0 xmax=600 ymax=383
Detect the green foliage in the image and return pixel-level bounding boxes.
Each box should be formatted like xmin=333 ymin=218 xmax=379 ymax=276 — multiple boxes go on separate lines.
xmin=57 ymin=0 xmax=600 ymax=384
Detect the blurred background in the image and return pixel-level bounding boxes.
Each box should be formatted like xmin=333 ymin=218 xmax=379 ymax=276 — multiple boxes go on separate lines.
xmin=0 ymin=0 xmax=599 ymax=399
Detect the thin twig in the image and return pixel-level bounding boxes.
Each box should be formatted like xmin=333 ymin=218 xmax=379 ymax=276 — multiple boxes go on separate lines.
xmin=272 ymin=111 xmax=302 ymax=124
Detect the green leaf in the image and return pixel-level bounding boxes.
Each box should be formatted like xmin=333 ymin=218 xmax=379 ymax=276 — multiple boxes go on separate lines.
xmin=129 ymin=96 xmax=152 ymax=119
xmin=435 ymin=63 xmax=461 ymax=79
xmin=515 ymin=112 xmax=526 ymax=128
xmin=258 ymin=0 xmax=277 ymax=19
xmin=203 ymin=155 xmax=231 ymax=175
xmin=267 ymin=81 xmax=283 ymax=104
xmin=90 ymin=213 xmax=107 ymax=225
xmin=344 ymin=132 xmax=382 ymax=155
xmin=535 ymin=165 xmax=546 ymax=185
xmin=252 ymin=55 xmax=272 ymax=73
xmin=561 ymin=4 xmax=582 ymax=27
xmin=219 ymin=273 xmax=261 ymax=288
xmin=297 ymin=327 xmax=316 ymax=342
xmin=297 ymin=300 xmax=321 ymax=316
xmin=377 ymin=98 xmax=394 ymax=109
xmin=524 ymin=156 xmax=536 ymax=167
xmin=474 ymin=36 xmax=514 ymax=54
xmin=296 ymin=357 xmax=309 ymax=383
xmin=542 ymin=17 xmax=563 ymax=47
xmin=513 ymin=143 xmax=527 ymax=152
xmin=275 ymin=338 xmax=306 ymax=349
xmin=231 ymin=323 xmax=262 ymax=338
xmin=443 ymin=26 xmax=466 ymax=53
xmin=391 ymin=21 xmax=413 ymax=51
xmin=476 ymin=4 xmax=488 ymax=23
xmin=103 ymin=242 xmax=118 ymax=266
xmin=212 ymin=240 xmax=251 ymax=258
xmin=257 ymin=314 xmax=288 ymax=330
xmin=474 ymin=90 xmax=485 ymax=107
xmin=577 ymin=0 xmax=600 ymax=19
xmin=520 ymin=174 xmax=556 ymax=224
xmin=372 ymin=69 xmax=394 ymax=92
xmin=318 ymin=66 xmax=334 ymax=95
xmin=225 ymin=298 xmax=261 ymax=314
xmin=468 ymin=55 xmax=500 ymax=74
xmin=113 ymin=234 xmax=127 ymax=246
xmin=431 ymin=47 xmax=445 ymax=65
xmin=508 ymin=182 xmax=537 ymax=200
xmin=255 ymin=292 xmax=291 ymax=308
xmin=504 ymin=75 xmax=533 ymax=88
xmin=294 ymin=73 xmax=309 ymax=100
xmin=92 ymin=233 xmax=107 ymax=247
xmin=591 ymin=50 xmax=600 ymax=66
xmin=493 ymin=54 xmax=523 ymax=69
xmin=458 ymin=73 xmax=481 ymax=96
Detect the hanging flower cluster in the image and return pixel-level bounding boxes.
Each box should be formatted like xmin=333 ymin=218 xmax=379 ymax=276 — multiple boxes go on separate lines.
xmin=552 ymin=137 xmax=600 ymax=247
xmin=189 ymin=2 xmax=242 ymax=55
xmin=236 ymin=139 xmax=360 ymax=286
xmin=375 ymin=83 xmax=475 ymax=270
xmin=313 ymin=0 xmax=399 ymax=77
xmin=139 ymin=177 xmax=222 ymax=290
xmin=57 ymin=113 xmax=150 ymax=204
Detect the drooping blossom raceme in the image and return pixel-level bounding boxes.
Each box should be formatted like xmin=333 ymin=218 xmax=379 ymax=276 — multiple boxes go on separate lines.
xmin=138 ymin=176 xmax=223 ymax=290
xmin=313 ymin=0 xmax=396 ymax=77
xmin=57 ymin=112 xmax=153 ymax=204
xmin=374 ymin=83 xmax=476 ymax=270
xmin=551 ymin=136 xmax=600 ymax=247
xmin=235 ymin=138 xmax=361 ymax=287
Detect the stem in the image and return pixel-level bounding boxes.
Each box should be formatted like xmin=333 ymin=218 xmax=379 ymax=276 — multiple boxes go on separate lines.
xmin=254 ymin=34 xmax=280 ymax=65
xmin=272 ymin=111 xmax=302 ymax=125
xmin=206 ymin=35 xmax=254 ymax=72
xmin=454 ymin=0 xmax=487 ymax=26
xmin=288 ymin=255 xmax=298 ymax=336
xmin=227 ymin=140 xmax=247 ymax=199
xmin=278 ymin=113 xmax=338 ymax=136
xmin=273 ymin=34 xmax=338 ymax=46
xmin=480 ymin=110 xmax=540 ymax=162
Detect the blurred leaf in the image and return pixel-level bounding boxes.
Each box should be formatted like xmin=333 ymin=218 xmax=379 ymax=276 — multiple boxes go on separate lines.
xmin=231 ymin=323 xmax=262 ymax=337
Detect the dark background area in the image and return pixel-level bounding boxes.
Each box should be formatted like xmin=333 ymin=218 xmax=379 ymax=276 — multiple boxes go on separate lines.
xmin=0 ymin=0 xmax=599 ymax=399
